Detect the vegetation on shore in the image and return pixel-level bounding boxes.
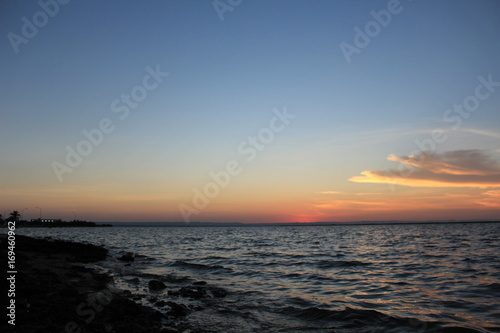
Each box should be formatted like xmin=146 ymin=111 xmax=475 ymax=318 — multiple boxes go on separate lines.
xmin=0 ymin=210 xmax=112 ymax=227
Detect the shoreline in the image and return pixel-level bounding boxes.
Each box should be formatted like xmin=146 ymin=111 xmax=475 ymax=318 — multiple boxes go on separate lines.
xmin=1 ymin=221 xmax=113 ymax=228
xmin=0 ymin=234 xmax=191 ymax=332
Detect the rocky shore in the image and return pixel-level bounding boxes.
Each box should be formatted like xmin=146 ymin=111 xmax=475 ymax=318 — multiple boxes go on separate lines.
xmin=0 ymin=234 xmax=202 ymax=333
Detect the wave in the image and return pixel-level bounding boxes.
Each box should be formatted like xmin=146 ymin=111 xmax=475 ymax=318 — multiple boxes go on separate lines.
xmin=280 ymin=306 xmax=486 ymax=333
xmin=316 ymin=260 xmax=371 ymax=269
xmin=171 ymin=260 xmax=231 ymax=271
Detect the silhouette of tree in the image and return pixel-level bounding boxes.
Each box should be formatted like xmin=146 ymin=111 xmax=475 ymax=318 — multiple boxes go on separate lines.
xmin=8 ymin=210 xmax=21 ymax=222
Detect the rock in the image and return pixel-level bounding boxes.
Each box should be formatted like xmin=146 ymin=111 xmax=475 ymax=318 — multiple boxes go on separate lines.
xmin=178 ymin=287 xmax=207 ymax=299
xmin=168 ymin=290 xmax=180 ymax=297
xmin=5 ymin=234 xmax=171 ymax=333
xmin=118 ymin=252 xmax=135 ymax=262
xmin=166 ymin=301 xmax=190 ymax=317
xmin=14 ymin=234 xmax=108 ymax=263
xmin=148 ymin=297 xmax=158 ymax=303
xmin=148 ymin=280 xmax=167 ymax=291
xmin=209 ymin=287 xmax=227 ymax=298
xmin=155 ymin=300 xmax=167 ymax=307
xmin=70 ymin=265 xmax=89 ymax=272
xmin=150 ymin=310 xmax=166 ymax=321
xmin=127 ymin=277 xmax=140 ymax=284
xmin=121 ymin=290 xmax=132 ymax=296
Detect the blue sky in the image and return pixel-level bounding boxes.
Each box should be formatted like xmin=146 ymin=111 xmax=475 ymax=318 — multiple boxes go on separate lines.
xmin=1 ymin=0 xmax=500 ymax=222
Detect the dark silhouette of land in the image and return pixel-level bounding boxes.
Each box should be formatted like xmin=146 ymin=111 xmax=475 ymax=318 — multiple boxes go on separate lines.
xmin=0 ymin=234 xmax=182 ymax=332
xmin=0 ymin=210 xmax=112 ymax=228
xmin=15 ymin=220 xmax=112 ymax=228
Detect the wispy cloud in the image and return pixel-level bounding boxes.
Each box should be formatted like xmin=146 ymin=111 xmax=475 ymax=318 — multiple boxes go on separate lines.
xmin=350 ymin=150 xmax=500 ymax=188
xmin=462 ymin=128 xmax=500 ymax=139
xmin=477 ymin=190 xmax=500 ymax=208
xmin=307 ymin=188 xmax=500 ymax=222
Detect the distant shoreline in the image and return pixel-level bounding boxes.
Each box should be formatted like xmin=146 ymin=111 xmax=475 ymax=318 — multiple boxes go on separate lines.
xmin=1 ymin=221 xmax=113 ymax=228
xmin=100 ymin=220 xmax=500 ymax=227
xmin=5 ymin=220 xmax=499 ymax=228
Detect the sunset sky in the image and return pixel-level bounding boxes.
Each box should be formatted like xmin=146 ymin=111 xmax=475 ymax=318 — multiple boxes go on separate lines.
xmin=1 ymin=0 xmax=500 ymax=223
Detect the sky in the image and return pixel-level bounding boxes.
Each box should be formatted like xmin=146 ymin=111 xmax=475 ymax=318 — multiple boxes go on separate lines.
xmin=1 ymin=0 xmax=500 ymax=223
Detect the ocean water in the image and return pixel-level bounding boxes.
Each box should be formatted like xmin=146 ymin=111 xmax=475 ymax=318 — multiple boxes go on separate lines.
xmin=14 ymin=223 xmax=500 ymax=332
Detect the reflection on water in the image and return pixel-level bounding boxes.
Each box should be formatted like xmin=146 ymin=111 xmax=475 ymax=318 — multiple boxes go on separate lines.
xmin=14 ymin=223 xmax=500 ymax=332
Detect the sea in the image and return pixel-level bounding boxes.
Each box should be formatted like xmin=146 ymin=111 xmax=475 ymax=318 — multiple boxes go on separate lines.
xmin=13 ymin=223 xmax=500 ymax=332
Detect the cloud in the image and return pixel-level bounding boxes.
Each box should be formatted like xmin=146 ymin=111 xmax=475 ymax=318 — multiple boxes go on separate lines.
xmin=314 ymin=192 xmax=473 ymax=212
xmin=349 ymin=150 xmax=500 ymax=188
xmin=477 ymin=190 xmax=500 ymax=208
xmin=307 ymin=188 xmax=500 ymax=222
xmin=463 ymin=128 xmax=500 ymax=139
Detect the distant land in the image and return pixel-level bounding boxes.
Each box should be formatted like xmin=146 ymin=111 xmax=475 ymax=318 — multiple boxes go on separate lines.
xmin=101 ymin=220 xmax=500 ymax=227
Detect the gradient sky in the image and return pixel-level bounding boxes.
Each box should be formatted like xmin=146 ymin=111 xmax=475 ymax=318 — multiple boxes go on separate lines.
xmin=1 ymin=0 xmax=500 ymax=222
